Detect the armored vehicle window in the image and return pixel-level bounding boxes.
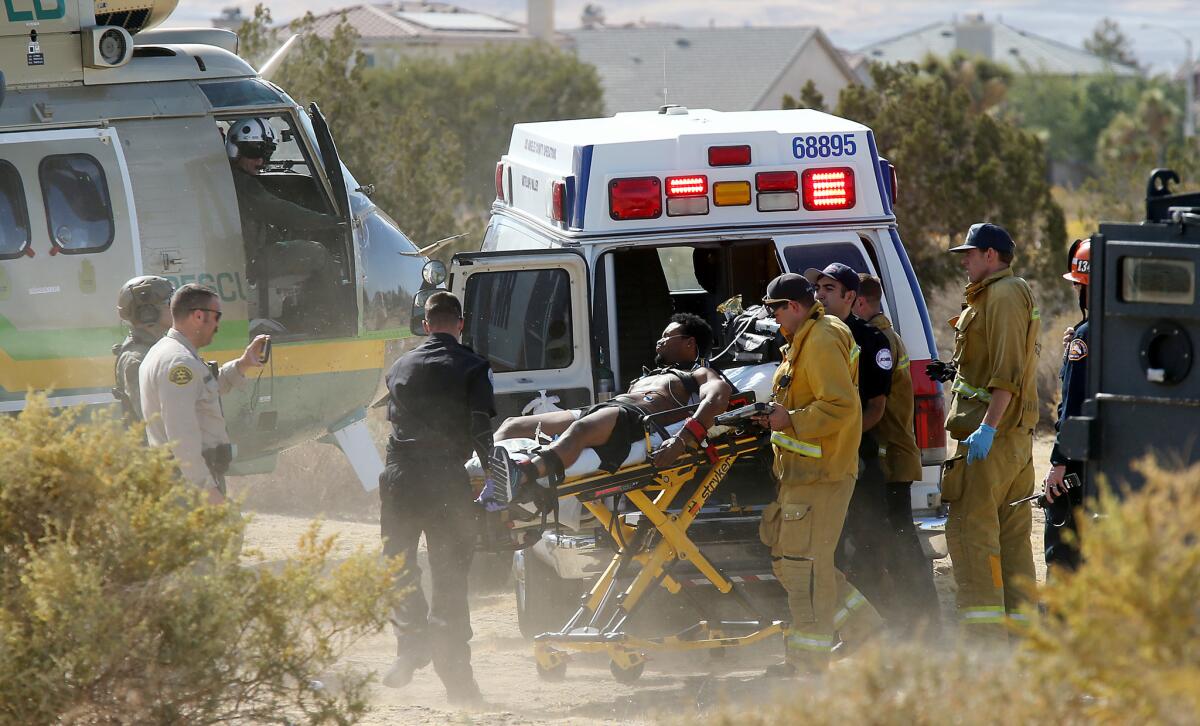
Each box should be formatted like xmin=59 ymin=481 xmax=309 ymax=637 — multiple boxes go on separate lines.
xmin=1121 ymin=257 xmax=1196 ymax=305
xmin=0 ymin=161 xmax=30 ymax=260
xmin=200 ymin=79 xmax=285 ymax=108
xmin=39 ymin=154 xmax=114 ymax=254
xmin=463 ymin=268 xmax=574 ymax=372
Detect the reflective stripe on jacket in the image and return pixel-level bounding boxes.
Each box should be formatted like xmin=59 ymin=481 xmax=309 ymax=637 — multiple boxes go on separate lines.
xmin=770 ymin=303 xmax=861 ymax=485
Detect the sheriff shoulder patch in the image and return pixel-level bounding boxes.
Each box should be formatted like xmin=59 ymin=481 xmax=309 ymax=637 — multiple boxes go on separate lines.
xmin=1068 ymin=338 xmax=1088 ymax=362
xmin=875 ymin=348 xmax=894 ymax=371
xmin=168 ymin=364 xmax=194 ymax=385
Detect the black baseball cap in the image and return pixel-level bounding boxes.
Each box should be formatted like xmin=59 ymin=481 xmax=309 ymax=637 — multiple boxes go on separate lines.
xmin=803 ymin=262 xmax=861 ymax=293
xmin=949 ymin=222 xmax=1015 ymax=254
xmin=762 ymin=273 xmax=815 ymax=304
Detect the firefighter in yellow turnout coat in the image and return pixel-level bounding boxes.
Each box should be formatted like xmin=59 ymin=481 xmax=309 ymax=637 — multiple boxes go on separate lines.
xmin=753 ymin=274 xmax=882 ymax=675
xmin=934 ymin=224 xmax=1040 ymax=638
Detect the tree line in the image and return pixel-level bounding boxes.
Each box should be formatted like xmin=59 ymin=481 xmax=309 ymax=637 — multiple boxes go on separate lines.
xmin=240 ymin=9 xmax=1184 ymax=289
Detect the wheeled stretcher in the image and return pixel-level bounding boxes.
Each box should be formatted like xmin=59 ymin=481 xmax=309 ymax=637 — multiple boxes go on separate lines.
xmin=488 ymin=399 xmax=783 ymax=683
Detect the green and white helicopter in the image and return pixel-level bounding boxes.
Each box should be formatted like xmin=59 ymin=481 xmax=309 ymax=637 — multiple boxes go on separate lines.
xmin=0 ymin=0 xmax=435 ymax=488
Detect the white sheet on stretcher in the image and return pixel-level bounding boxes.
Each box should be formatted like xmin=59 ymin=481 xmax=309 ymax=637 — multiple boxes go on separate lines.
xmin=463 ymin=421 xmax=684 ymax=530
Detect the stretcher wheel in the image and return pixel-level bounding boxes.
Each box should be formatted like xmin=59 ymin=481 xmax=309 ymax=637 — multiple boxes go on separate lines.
xmin=536 ymin=660 xmax=568 ymax=682
xmin=609 ymin=659 xmax=645 ymax=684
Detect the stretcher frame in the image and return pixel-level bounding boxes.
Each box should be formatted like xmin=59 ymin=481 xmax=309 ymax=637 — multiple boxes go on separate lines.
xmin=530 ymin=424 xmax=781 ymax=683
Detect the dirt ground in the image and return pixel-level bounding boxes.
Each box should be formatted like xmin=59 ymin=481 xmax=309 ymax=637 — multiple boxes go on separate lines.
xmin=241 ymin=435 xmax=1055 ymax=725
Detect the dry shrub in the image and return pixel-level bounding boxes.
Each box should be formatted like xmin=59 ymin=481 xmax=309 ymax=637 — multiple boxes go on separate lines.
xmin=0 ymin=396 xmax=400 ymax=725
xmin=703 ymin=459 xmax=1200 ymax=725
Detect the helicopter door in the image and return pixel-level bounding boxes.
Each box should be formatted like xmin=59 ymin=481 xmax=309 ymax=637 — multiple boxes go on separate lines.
xmin=220 ymin=112 xmax=354 ymax=341
xmin=307 ymin=103 xmax=358 ymax=334
xmin=0 ymin=127 xmax=140 ymax=406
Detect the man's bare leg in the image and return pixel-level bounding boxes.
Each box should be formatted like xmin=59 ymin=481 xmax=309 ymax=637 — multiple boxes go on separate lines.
xmin=489 ymin=407 xmax=623 ymax=510
xmin=494 ymin=410 xmax=577 ymax=442
xmin=526 ymin=407 xmax=621 ymax=475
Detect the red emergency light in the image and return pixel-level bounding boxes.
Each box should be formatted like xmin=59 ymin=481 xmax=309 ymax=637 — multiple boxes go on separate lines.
xmin=609 ymin=177 xmax=662 ymax=220
xmin=708 ymin=145 xmax=751 ymax=166
xmin=495 ymin=162 xmax=505 ymax=202
xmin=665 ymin=175 xmax=708 ymax=197
xmin=802 ymin=167 xmax=855 ymax=211
xmin=551 ymin=180 xmax=565 ymax=223
xmin=755 ymin=171 xmax=798 ymax=192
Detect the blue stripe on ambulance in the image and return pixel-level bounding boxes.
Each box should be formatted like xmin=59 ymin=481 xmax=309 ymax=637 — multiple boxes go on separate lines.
xmin=573 ymin=144 xmax=593 ymax=229
xmin=565 ymin=174 xmax=578 ymax=228
xmin=889 ymin=227 xmax=938 ymax=356
xmin=867 ymin=132 xmax=892 ymax=217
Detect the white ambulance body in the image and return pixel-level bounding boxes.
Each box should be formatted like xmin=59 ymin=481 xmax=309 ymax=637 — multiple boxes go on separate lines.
xmin=447 ymin=107 xmax=947 ymax=631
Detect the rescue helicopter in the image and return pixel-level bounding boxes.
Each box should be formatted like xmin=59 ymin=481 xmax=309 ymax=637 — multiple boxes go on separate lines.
xmin=0 ymin=0 xmax=432 ymax=487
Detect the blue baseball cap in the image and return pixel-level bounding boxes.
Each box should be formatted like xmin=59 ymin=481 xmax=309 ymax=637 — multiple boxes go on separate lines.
xmin=803 ymin=262 xmax=861 ymax=293
xmin=950 ymin=223 xmax=1015 ymax=254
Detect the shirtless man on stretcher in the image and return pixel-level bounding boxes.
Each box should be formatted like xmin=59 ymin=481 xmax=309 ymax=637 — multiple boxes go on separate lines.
xmin=488 ymin=313 xmax=732 ymax=506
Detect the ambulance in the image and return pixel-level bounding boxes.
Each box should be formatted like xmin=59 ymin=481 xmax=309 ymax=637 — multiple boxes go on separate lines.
xmin=429 ymin=106 xmax=947 ymax=634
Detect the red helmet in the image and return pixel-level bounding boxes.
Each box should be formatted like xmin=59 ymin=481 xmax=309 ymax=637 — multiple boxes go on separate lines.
xmin=1064 ymin=238 xmax=1090 ymax=285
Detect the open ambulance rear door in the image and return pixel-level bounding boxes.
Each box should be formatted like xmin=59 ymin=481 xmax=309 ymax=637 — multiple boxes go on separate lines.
xmin=449 ymin=249 xmax=593 ymax=419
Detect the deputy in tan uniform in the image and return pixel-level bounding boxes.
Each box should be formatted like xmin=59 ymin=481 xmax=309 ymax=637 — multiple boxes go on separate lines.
xmin=140 ymin=283 xmax=269 ymax=504
xmin=752 ymin=273 xmax=882 ymax=675
xmin=853 ymin=274 xmax=940 ymax=630
xmin=932 ymin=223 xmax=1040 ymax=639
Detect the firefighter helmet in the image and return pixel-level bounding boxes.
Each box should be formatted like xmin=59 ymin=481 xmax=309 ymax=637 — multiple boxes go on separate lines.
xmin=1064 ymin=238 xmax=1091 ymax=285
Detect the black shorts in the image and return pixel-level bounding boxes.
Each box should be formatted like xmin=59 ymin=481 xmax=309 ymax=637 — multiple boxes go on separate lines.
xmin=579 ymin=400 xmax=648 ymax=472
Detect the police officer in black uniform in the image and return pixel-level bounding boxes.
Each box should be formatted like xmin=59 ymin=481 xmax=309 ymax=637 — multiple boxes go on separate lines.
xmin=380 ymin=291 xmax=495 ymax=704
xmin=805 ymin=263 xmax=897 ymax=629
xmin=1043 ymin=238 xmax=1091 ymax=574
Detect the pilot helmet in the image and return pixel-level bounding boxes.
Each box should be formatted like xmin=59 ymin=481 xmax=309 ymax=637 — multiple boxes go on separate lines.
xmin=226 ymin=117 xmax=278 ymax=162
xmin=118 ymin=275 xmax=175 ymax=334
xmin=1064 ymin=238 xmax=1091 ymax=285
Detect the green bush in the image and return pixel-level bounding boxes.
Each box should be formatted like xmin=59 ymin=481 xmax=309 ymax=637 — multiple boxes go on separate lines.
xmin=702 ymin=459 xmax=1200 ymax=725
xmin=0 ymin=396 xmax=399 ymax=724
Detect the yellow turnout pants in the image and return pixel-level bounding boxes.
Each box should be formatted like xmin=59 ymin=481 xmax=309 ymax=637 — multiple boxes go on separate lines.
xmin=943 ymin=431 xmax=1035 ymax=640
xmin=762 ymin=476 xmax=883 ymax=668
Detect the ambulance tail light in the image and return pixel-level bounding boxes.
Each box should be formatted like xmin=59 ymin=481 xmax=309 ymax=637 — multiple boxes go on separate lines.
xmin=708 ymin=145 xmax=751 ymax=166
xmin=755 ymin=171 xmax=798 ymax=192
xmin=802 ymin=167 xmax=855 ymax=211
xmin=495 ymin=162 xmax=505 ymax=202
xmin=911 ymin=359 xmax=948 ymax=464
xmin=551 ymin=181 xmax=565 ymax=223
xmin=889 ymin=163 xmax=899 ymax=206
xmin=665 ymin=175 xmax=708 ymax=197
xmin=609 ymin=177 xmax=662 ymax=220
xmin=663 ymin=175 xmax=709 ymax=216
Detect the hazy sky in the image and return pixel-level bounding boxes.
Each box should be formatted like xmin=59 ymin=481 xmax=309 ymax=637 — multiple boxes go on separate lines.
xmin=168 ymin=1 xmax=1200 ymax=72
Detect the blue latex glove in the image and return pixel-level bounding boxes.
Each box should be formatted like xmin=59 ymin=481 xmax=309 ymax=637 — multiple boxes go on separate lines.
xmin=965 ymin=423 xmax=996 ymax=464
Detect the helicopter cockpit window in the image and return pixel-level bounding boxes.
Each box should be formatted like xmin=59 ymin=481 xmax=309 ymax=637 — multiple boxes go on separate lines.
xmin=38 ymin=154 xmax=115 ymax=254
xmin=199 ymin=79 xmax=286 ymax=109
xmin=0 ymin=161 xmax=30 ymax=260
xmin=220 ymin=113 xmax=350 ymax=340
